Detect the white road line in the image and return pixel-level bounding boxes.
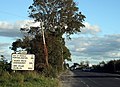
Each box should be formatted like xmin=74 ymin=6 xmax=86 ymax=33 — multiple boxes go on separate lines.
xmin=87 ymin=78 xmax=102 ymax=87
xmin=115 ymin=78 xmax=120 ymax=80
xmin=80 ymin=80 xmax=90 ymax=87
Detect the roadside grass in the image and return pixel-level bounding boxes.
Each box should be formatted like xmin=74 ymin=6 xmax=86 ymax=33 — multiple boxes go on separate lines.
xmin=0 ymin=71 xmax=60 ymax=87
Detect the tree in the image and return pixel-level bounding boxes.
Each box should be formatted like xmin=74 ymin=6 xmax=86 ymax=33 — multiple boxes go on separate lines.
xmin=80 ymin=61 xmax=86 ymax=69
xmin=28 ymin=0 xmax=85 ymax=68
xmin=85 ymin=60 xmax=89 ymax=67
xmin=116 ymin=60 xmax=120 ymax=72
xmin=80 ymin=61 xmax=85 ymax=66
xmin=11 ymin=0 xmax=85 ymax=73
xmin=11 ymin=33 xmax=71 ymax=72
xmin=29 ymin=0 xmax=85 ymax=36
xmin=0 ymin=55 xmax=10 ymax=73
xmin=99 ymin=61 xmax=105 ymax=67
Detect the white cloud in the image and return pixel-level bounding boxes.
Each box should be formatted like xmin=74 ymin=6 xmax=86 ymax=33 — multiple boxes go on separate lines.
xmin=0 ymin=21 xmax=14 ymax=29
xmin=106 ymin=52 xmax=120 ymax=58
xmin=0 ymin=43 xmax=10 ymax=48
xmin=0 ymin=42 xmax=12 ymax=61
xmin=76 ymin=48 xmax=86 ymax=52
xmin=0 ymin=21 xmax=101 ymax=37
xmin=0 ymin=43 xmax=9 ymax=54
xmin=0 ymin=20 xmax=36 ymax=37
xmin=80 ymin=22 xmax=101 ymax=35
xmin=66 ymin=34 xmax=120 ymax=64
xmin=0 ymin=50 xmax=5 ymax=53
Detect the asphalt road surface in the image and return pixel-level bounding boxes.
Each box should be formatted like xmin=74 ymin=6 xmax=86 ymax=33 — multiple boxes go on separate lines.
xmin=60 ymin=70 xmax=120 ymax=87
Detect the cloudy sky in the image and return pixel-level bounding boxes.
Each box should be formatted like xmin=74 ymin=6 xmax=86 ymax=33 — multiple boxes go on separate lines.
xmin=0 ymin=0 xmax=120 ymax=65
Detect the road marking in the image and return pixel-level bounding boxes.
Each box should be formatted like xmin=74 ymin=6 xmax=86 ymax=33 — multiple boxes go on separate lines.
xmin=80 ymin=80 xmax=90 ymax=87
xmin=88 ymin=78 xmax=98 ymax=84
xmin=115 ymin=78 xmax=120 ymax=80
xmin=87 ymin=78 xmax=102 ymax=87
xmin=86 ymin=84 xmax=90 ymax=87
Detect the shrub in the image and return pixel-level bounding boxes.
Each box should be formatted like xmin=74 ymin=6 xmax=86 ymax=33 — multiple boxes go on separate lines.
xmin=0 ymin=71 xmax=60 ymax=87
xmin=11 ymin=72 xmax=24 ymax=83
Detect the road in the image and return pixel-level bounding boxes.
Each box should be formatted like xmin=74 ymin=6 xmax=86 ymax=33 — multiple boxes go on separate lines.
xmin=60 ymin=70 xmax=120 ymax=87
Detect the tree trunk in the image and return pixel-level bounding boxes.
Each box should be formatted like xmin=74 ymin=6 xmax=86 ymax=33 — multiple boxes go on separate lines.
xmin=41 ymin=22 xmax=49 ymax=67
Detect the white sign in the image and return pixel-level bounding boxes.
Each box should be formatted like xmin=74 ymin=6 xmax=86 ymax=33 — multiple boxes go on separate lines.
xmin=19 ymin=50 xmax=27 ymax=54
xmin=11 ymin=54 xmax=35 ymax=70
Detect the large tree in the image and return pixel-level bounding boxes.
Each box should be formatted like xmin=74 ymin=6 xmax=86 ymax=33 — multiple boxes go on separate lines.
xmin=11 ymin=33 xmax=71 ymax=72
xmin=11 ymin=0 xmax=85 ymax=72
xmin=29 ymin=0 xmax=85 ymax=36
xmin=28 ymin=0 xmax=85 ymax=67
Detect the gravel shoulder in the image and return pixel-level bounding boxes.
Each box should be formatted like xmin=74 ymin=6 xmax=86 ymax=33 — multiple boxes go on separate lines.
xmin=59 ymin=70 xmax=74 ymax=87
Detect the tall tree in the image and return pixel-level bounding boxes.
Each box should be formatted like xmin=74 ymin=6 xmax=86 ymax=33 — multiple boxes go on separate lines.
xmin=28 ymin=0 xmax=85 ymax=67
xmin=11 ymin=0 xmax=85 ymax=72
xmin=29 ymin=0 xmax=85 ymax=36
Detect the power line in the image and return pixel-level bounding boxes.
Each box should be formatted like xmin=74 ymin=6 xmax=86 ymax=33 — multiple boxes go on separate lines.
xmin=0 ymin=10 xmax=29 ymax=19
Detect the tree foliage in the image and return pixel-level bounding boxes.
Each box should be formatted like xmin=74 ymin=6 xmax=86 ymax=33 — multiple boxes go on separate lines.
xmin=93 ymin=60 xmax=120 ymax=73
xmin=28 ymin=0 xmax=85 ymax=37
xmin=11 ymin=33 xmax=71 ymax=72
xmin=0 ymin=55 xmax=11 ymax=73
xmin=11 ymin=0 xmax=85 ymax=74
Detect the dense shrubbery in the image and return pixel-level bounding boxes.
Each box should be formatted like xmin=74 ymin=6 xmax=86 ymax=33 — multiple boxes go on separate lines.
xmin=0 ymin=56 xmax=11 ymax=74
xmin=0 ymin=56 xmax=60 ymax=87
xmin=0 ymin=71 xmax=60 ymax=87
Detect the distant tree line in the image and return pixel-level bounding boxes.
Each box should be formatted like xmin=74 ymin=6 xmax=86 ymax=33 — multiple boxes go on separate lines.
xmin=68 ymin=60 xmax=120 ymax=74
xmin=93 ymin=60 xmax=120 ymax=73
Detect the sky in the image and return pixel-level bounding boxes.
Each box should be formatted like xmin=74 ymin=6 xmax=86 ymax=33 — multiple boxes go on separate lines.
xmin=0 ymin=0 xmax=120 ymax=65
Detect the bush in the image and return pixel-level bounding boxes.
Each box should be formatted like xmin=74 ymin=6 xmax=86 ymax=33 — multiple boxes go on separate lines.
xmin=42 ymin=66 xmax=58 ymax=78
xmin=11 ymin=72 xmax=24 ymax=83
xmin=0 ymin=71 xmax=60 ymax=87
xmin=0 ymin=71 xmax=11 ymax=84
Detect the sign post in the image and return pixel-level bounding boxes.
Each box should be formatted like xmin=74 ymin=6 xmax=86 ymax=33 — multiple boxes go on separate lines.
xmin=11 ymin=53 xmax=35 ymax=70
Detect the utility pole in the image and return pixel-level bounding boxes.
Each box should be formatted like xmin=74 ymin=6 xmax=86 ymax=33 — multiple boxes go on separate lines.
xmin=40 ymin=21 xmax=49 ymax=67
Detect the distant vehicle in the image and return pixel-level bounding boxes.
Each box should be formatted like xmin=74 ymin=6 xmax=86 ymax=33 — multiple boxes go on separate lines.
xmin=70 ymin=67 xmax=74 ymax=71
xmin=82 ymin=68 xmax=91 ymax=72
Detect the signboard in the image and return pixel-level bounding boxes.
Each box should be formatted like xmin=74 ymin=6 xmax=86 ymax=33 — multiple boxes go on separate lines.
xmin=19 ymin=50 xmax=27 ymax=54
xmin=11 ymin=54 xmax=35 ymax=70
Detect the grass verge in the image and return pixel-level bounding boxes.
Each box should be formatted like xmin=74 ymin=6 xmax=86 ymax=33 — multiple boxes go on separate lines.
xmin=0 ymin=71 xmax=60 ymax=87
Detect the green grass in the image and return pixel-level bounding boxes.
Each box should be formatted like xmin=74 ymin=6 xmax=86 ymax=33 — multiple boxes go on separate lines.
xmin=0 ymin=71 xmax=60 ymax=87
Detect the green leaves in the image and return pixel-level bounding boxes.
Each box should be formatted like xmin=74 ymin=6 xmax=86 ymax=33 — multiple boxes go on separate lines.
xmin=29 ymin=0 xmax=85 ymax=37
xmin=11 ymin=0 xmax=85 ymax=74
